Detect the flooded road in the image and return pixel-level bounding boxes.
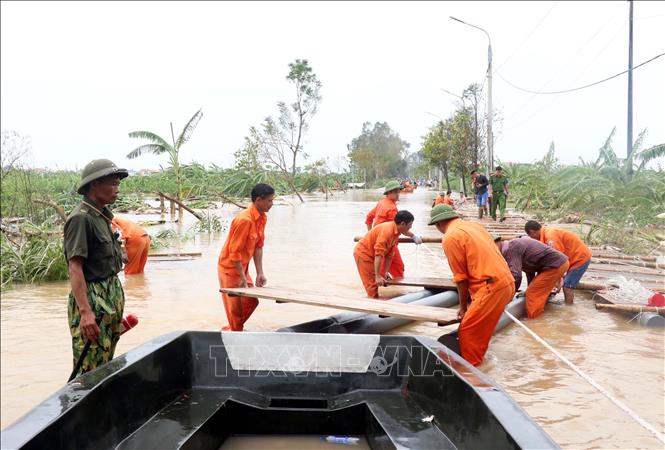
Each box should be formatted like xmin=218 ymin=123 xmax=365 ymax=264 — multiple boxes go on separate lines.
xmin=1 ymin=189 xmax=663 ymax=448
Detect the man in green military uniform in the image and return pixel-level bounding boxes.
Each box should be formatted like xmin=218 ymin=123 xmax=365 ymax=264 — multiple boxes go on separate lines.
xmin=488 ymin=166 xmax=509 ymax=222
xmin=64 ymin=159 xmax=128 ymax=376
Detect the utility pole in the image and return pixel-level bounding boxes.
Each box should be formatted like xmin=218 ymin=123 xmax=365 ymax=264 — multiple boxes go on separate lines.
xmin=450 ymin=16 xmax=493 ymax=177
xmin=487 ymin=43 xmax=494 ymax=176
xmin=627 ymin=0 xmax=634 ymax=177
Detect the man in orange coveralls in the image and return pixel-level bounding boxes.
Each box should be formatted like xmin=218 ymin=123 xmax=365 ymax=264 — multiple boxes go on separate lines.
xmin=493 ymin=235 xmax=569 ymax=319
xmin=433 ymin=190 xmax=455 ymax=207
xmin=217 ymin=183 xmax=274 ymax=331
xmin=354 ymin=210 xmax=415 ymax=298
xmin=524 ymin=220 xmax=592 ymax=305
xmin=111 ymin=217 xmax=151 ymax=275
xmin=365 ymin=180 xmax=423 ymax=278
xmin=429 ymin=204 xmax=515 ymax=366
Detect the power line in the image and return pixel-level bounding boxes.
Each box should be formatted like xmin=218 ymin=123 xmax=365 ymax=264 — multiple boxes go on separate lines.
xmin=496 ymin=1 xmax=559 ymax=72
xmin=498 ymin=52 xmax=664 ymax=95
xmin=500 ymin=4 xmax=625 ymax=122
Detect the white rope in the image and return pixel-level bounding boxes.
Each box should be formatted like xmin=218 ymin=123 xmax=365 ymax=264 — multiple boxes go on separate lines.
xmin=504 ymin=310 xmax=665 ymax=445
xmin=417 ymin=241 xmax=665 ymax=444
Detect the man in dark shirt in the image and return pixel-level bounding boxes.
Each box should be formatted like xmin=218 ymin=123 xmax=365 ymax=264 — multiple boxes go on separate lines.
xmin=471 ymin=169 xmax=489 ymax=219
xmin=64 ymin=159 xmax=128 ymax=376
xmin=494 ymin=236 xmax=569 ymax=319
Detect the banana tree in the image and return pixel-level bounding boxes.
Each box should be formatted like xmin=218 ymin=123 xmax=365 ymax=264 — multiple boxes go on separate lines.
xmin=127 ymin=109 xmax=203 ymax=219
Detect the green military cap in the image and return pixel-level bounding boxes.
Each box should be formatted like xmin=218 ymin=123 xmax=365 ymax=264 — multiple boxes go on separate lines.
xmin=383 ymin=180 xmax=404 ymax=195
xmin=428 ymin=204 xmax=459 ymax=225
xmin=77 ymin=159 xmax=128 ymax=194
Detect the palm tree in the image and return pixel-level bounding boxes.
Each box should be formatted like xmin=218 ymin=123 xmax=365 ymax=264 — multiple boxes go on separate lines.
xmin=127 ymin=109 xmax=203 ymax=219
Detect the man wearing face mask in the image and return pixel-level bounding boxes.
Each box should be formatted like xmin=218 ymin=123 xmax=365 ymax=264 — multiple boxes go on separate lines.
xmin=64 ymin=159 xmax=128 ymax=376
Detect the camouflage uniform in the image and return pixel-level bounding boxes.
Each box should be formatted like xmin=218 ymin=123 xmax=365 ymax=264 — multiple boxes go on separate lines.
xmin=489 ymin=174 xmax=509 ymax=221
xmin=64 ymin=197 xmax=125 ymax=376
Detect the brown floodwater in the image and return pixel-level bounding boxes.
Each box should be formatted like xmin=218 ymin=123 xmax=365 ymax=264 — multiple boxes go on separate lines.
xmin=1 ymin=189 xmax=663 ymax=448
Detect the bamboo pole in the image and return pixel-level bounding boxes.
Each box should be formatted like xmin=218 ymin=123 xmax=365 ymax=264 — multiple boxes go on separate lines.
xmin=33 ymin=197 xmax=67 ymax=222
xmin=158 ymin=191 xmax=203 ymax=220
xmin=595 ymin=303 xmax=665 ymax=314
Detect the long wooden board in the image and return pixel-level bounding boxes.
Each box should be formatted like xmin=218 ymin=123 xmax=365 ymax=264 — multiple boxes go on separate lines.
xmin=148 ymin=252 xmax=202 ymax=257
xmin=353 ymin=236 xmax=442 ymax=243
xmin=385 ymin=275 xmax=665 ymax=295
xmin=386 ymin=277 xmax=457 ymax=290
xmin=592 ymin=252 xmax=657 ymax=263
xmin=353 ymin=235 xmax=520 ymax=243
xmin=218 ymin=286 xmax=458 ymax=324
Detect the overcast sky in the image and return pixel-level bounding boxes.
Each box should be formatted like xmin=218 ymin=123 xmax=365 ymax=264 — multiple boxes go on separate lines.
xmin=2 ymin=1 xmax=664 ymax=172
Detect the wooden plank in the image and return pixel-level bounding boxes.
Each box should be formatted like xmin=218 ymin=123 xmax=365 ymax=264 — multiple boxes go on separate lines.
xmin=592 ymin=252 xmax=657 ymax=262
xmin=595 ymin=303 xmax=665 ymax=314
xmin=148 ymin=252 xmax=202 ymax=257
xmin=218 ymin=286 xmax=458 ymax=324
xmin=591 ymin=257 xmax=662 ymax=270
xmin=353 ymin=236 xmax=442 ymax=243
xmin=587 ymin=264 xmax=663 ymax=276
xmin=353 ymin=234 xmax=520 ymax=244
xmin=386 ymin=277 xmax=458 ymax=290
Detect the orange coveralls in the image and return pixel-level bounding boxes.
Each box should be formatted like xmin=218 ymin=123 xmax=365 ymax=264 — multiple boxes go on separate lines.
xmin=538 ymin=227 xmax=592 ymax=270
xmin=354 ymin=222 xmax=399 ymax=298
xmin=442 ymin=219 xmax=515 ymax=366
xmin=111 ymin=217 xmax=150 ymax=275
xmin=217 ymin=204 xmax=266 ymax=331
xmin=365 ymin=197 xmax=404 ymax=277
xmin=434 ymin=195 xmax=455 ymax=206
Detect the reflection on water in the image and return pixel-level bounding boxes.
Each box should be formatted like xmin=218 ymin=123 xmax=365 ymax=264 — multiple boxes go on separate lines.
xmin=1 ymin=189 xmax=663 ymax=448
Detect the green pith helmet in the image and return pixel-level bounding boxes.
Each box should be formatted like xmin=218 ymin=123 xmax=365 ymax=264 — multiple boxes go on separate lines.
xmin=428 ymin=204 xmax=460 ymax=225
xmin=77 ymin=159 xmax=128 ymax=194
xmin=383 ymin=180 xmax=404 ymax=195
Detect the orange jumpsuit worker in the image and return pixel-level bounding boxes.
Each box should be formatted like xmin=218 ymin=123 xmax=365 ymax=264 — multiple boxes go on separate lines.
xmin=111 ymin=217 xmax=151 ymax=275
xmin=433 ymin=190 xmax=455 ymax=207
xmin=354 ymin=210 xmax=415 ymax=298
xmin=494 ymin=236 xmax=569 ymax=319
xmin=217 ymin=183 xmax=274 ymax=331
xmin=429 ymin=204 xmax=515 ymax=366
xmin=365 ymin=180 xmax=422 ymax=278
xmin=524 ymin=220 xmax=592 ymax=305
